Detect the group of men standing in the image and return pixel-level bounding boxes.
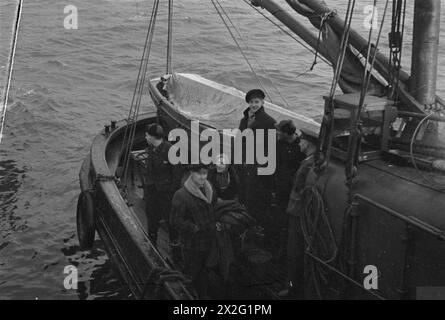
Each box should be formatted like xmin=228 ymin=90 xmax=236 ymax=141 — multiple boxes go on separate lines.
xmin=143 ymin=88 xmax=318 ymax=299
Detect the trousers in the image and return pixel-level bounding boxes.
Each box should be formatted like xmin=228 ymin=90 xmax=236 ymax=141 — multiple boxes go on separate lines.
xmin=144 ymin=186 xmax=177 ymax=244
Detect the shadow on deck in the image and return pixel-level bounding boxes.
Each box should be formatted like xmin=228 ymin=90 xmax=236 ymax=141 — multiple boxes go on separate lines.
xmin=122 ymin=150 xmax=290 ymax=299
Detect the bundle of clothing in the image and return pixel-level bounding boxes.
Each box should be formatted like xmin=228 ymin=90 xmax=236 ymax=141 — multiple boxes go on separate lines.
xmin=208 ymin=199 xmax=259 ymax=281
xmin=214 ymin=199 xmax=256 ymax=235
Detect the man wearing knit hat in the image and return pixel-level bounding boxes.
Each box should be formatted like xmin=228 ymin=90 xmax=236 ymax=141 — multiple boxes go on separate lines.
xmin=237 ymin=89 xmax=277 ymax=232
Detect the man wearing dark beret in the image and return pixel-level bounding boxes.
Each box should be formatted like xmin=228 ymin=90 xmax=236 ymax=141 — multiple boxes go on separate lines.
xmin=237 ymin=89 xmax=277 ymax=232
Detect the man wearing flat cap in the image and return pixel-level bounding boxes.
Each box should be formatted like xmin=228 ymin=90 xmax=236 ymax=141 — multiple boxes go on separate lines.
xmin=286 ymin=128 xmax=318 ymax=218
xmin=281 ymin=127 xmax=318 ymax=298
xmin=275 ymin=120 xmax=306 ymax=211
xmin=237 ymin=89 xmax=277 ymax=230
xmin=274 ymin=120 xmax=306 ymax=254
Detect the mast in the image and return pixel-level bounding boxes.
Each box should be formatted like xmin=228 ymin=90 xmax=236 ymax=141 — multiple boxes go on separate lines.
xmin=410 ymin=0 xmax=441 ymax=108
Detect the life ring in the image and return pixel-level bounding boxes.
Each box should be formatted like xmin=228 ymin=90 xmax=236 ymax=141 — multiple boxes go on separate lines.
xmin=76 ymin=190 xmax=96 ymax=249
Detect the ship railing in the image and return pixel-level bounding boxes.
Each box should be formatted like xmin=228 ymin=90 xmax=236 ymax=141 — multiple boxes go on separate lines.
xmin=354 ymin=194 xmax=445 ymax=241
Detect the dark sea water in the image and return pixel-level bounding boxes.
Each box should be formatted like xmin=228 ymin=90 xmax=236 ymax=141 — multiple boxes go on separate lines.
xmin=0 ymin=0 xmax=444 ymax=299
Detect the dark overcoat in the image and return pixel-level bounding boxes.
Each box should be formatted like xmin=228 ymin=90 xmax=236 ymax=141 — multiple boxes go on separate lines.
xmin=170 ymin=185 xmax=217 ymax=251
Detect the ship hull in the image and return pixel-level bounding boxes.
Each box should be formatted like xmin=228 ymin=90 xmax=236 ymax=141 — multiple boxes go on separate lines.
xmin=78 ymin=112 xmax=193 ymax=300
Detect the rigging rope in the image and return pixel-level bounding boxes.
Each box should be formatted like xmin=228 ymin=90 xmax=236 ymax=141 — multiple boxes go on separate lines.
xmin=0 ymin=0 xmax=24 ymax=144
xmin=310 ymin=10 xmax=336 ymax=71
xmin=242 ymin=0 xmax=337 ymax=94
xmin=166 ymin=0 xmax=173 ymax=74
xmin=359 ymin=0 xmax=388 ymax=104
xmin=328 ymin=0 xmax=355 ymax=99
xmin=340 ymin=2 xmax=390 ymax=284
xmin=317 ymin=0 xmax=356 ymax=168
xmin=214 ymin=0 xmax=292 ymax=109
xmin=120 ymin=0 xmax=160 ymax=184
xmin=241 ymin=0 xmax=331 ymax=66
xmin=345 ymin=0 xmax=389 ymax=188
xmin=210 ymin=0 xmax=273 ymax=103
xmin=388 ymin=0 xmax=406 ymax=100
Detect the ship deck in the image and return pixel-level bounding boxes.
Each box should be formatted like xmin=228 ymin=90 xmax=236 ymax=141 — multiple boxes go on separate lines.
xmin=121 ymin=151 xmax=290 ymax=299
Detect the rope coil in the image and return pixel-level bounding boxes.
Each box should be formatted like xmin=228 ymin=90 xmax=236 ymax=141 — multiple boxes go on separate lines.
xmin=301 ymin=186 xmax=338 ymax=264
xmin=300 ymin=185 xmax=338 ymax=299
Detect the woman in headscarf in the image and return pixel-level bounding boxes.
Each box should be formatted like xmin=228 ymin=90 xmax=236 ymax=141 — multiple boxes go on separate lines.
xmin=207 ymin=154 xmax=240 ymax=201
